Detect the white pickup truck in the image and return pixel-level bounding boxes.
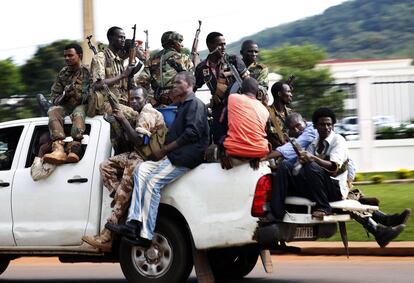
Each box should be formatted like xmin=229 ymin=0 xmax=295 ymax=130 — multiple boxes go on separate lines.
xmin=0 ymin=116 xmax=378 ymax=283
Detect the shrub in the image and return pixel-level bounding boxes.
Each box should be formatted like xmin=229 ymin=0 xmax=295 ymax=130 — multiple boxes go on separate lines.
xmin=397 ymin=169 xmax=412 ymax=179
xmin=370 ymin=174 xmax=384 ymax=184
xmin=354 ymin=173 xmax=364 ymax=182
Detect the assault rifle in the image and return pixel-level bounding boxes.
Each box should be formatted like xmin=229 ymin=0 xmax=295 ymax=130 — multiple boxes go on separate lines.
xmin=286 ymin=74 xmax=295 ymax=91
xmin=127 ymin=24 xmax=137 ymax=91
xmin=86 ymin=34 xmax=119 ymax=111
xmin=190 ymin=20 xmax=202 ymax=67
xmin=144 ymin=29 xmax=149 ymax=54
xmin=284 ymin=133 xmax=303 ymax=175
xmin=224 ymin=54 xmax=243 ymax=94
xmin=86 ymin=35 xmax=97 ymax=55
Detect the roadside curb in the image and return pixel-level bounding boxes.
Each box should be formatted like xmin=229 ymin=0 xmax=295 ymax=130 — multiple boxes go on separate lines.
xmin=270 ymin=242 xmax=414 ymax=256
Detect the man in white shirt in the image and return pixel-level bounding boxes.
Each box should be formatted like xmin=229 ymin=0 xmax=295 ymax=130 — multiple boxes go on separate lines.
xmin=270 ymin=108 xmax=406 ymax=247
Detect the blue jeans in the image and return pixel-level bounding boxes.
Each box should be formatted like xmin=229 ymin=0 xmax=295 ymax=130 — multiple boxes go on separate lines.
xmin=127 ymin=157 xmax=189 ymax=240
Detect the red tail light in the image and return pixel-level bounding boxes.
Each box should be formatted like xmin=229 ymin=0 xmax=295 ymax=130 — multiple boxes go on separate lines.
xmin=251 ymin=174 xmax=272 ymax=217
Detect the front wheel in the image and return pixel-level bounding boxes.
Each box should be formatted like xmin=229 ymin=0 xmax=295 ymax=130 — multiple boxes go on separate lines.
xmin=119 ymin=216 xmax=193 ymax=283
xmin=0 ymin=258 xmax=10 ymax=276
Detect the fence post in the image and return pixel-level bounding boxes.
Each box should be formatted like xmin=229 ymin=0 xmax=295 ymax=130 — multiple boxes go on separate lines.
xmin=355 ymin=70 xmax=373 ymax=172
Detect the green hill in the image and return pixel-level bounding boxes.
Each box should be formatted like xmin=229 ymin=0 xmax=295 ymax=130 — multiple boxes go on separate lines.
xmin=224 ymin=0 xmax=414 ymax=59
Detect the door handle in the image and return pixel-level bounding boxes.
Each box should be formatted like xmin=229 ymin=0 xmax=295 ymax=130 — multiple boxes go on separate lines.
xmin=67 ymin=178 xmax=88 ymax=183
xmin=0 ymin=182 xmax=10 ymax=187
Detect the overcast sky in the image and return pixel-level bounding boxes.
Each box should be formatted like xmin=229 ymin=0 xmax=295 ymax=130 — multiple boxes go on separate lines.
xmin=1 ymin=0 xmax=347 ymax=65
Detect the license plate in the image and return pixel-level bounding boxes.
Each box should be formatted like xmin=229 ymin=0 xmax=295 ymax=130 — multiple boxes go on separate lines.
xmin=294 ymin=226 xmax=314 ymax=239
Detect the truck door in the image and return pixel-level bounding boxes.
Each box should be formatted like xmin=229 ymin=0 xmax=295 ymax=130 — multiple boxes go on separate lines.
xmin=0 ymin=125 xmax=25 ymax=246
xmin=12 ymin=119 xmax=100 ymax=246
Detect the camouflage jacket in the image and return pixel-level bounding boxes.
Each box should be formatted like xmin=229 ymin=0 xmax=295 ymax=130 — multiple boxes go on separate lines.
xmin=148 ymin=48 xmax=193 ymax=90
xmin=50 ymin=65 xmax=91 ymax=108
xmin=90 ymin=48 xmax=128 ymax=105
xmin=135 ymin=48 xmax=193 ymax=103
xmin=266 ymin=104 xmax=292 ymax=149
xmin=247 ymin=62 xmax=269 ymax=101
xmin=195 ymin=55 xmax=248 ymax=107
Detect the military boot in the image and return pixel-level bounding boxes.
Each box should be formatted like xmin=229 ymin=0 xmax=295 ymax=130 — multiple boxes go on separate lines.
xmin=43 ymin=140 xmax=67 ymax=165
xmin=372 ymin=208 xmax=411 ymax=227
xmin=66 ymin=141 xmax=82 ymax=163
xmin=351 ymin=212 xmax=406 ymax=248
xmin=364 ymin=219 xmax=405 ymax=248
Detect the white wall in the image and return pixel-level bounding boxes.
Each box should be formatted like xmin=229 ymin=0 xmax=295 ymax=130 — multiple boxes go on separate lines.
xmin=348 ymin=138 xmax=414 ymax=172
xmin=316 ymin=58 xmax=414 ymax=122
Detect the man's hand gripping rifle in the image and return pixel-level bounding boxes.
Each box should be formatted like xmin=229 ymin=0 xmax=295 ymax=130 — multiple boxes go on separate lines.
xmin=284 ymin=133 xmax=304 ymax=176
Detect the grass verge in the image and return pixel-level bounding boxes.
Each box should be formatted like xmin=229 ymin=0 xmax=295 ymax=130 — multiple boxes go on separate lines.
xmin=325 ymin=183 xmax=414 ymax=242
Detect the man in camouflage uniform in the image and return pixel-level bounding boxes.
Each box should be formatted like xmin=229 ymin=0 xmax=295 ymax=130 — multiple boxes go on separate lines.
xmin=82 ymin=87 xmax=167 ymax=251
xmin=43 ymin=43 xmax=91 ymax=164
xmin=89 ymin=26 xmax=141 ymax=154
xmin=136 ymin=31 xmax=193 ymax=105
xmin=267 ymin=81 xmax=293 ymax=149
xmin=240 ymin=40 xmax=269 ymax=104
xmin=88 ymin=26 xmax=136 ymax=115
xmin=195 ymin=32 xmax=249 ymax=144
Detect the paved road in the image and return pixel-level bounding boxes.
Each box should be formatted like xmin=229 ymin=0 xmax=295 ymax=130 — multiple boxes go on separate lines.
xmin=1 ymin=255 xmax=414 ymax=282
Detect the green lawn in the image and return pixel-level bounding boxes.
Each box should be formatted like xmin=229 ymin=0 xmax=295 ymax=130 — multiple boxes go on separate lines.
xmin=325 ymin=183 xmax=414 ymax=242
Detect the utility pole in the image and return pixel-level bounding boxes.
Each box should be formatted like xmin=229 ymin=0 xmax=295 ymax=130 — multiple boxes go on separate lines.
xmin=82 ymin=0 xmax=95 ymax=66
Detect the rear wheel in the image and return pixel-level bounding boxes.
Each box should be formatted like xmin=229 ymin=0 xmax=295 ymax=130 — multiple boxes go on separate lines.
xmin=0 ymin=258 xmax=10 ymax=276
xmin=119 ymin=216 xmax=193 ymax=283
xmin=208 ymin=246 xmax=259 ymax=280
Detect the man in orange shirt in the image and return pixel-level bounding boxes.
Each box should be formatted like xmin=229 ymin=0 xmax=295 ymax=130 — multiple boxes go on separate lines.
xmin=223 ymin=77 xmax=270 ymax=160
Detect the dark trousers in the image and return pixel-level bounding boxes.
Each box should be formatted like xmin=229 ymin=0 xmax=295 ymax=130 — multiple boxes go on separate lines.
xmin=270 ymin=161 xmax=343 ymax=220
xmin=211 ymin=104 xmax=228 ymax=145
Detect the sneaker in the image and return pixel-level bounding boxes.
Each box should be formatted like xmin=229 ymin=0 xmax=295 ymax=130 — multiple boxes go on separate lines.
xmin=374 ymin=224 xmax=405 ymax=248
xmin=312 ymin=209 xmax=330 ymax=220
xmin=122 ymin=235 xmax=152 ymax=248
xmin=105 ymin=221 xmax=140 ymax=238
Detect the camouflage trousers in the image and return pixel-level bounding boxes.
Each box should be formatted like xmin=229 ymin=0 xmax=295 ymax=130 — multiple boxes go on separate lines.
xmin=100 ymin=151 xmax=144 ymax=225
xmin=48 ymin=104 xmax=86 ymax=141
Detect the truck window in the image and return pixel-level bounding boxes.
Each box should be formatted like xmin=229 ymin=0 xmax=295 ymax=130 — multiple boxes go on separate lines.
xmin=0 ymin=126 xmax=24 ymax=171
xmin=25 ymin=124 xmax=91 ymax=168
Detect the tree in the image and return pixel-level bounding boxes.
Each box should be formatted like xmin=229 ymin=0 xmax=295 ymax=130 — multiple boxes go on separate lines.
xmin=20 ymin=40 xmax=74 ymax=95
xmin=0 ymin=58 xmax=36 ymax=122
xmin=0 ymin=58 xmax=24 ymax=97
xmin=260 ymin=44 xmax=346 ymax=119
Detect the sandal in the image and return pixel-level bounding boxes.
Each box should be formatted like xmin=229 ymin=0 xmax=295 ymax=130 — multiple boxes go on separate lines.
xmin=312 ymin=209 xmax=330 ymax=220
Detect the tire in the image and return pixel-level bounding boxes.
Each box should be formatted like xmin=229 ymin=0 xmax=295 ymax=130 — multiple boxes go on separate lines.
xmin=208 ymin=246 xmax=259 ymax=280
xmin=119 ymin=215 xmax=193 ymax=283
xmin=0 ymin=258 xmax=10 ymax=276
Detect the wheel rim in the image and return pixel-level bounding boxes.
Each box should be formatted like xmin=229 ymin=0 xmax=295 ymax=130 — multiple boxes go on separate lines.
xmin=130 ymin=233 xmax=173 ymax=278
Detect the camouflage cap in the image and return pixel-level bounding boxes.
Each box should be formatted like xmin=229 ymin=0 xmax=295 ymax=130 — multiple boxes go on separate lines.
xmin=161 ymin=31 xmax=183 ymax=48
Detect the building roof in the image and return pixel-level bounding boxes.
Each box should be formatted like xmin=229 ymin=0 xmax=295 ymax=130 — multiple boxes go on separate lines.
xmin=319 ymin=58 xmax=410 ymax=64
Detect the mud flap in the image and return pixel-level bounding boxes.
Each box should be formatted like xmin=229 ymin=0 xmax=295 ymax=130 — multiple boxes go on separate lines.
xmin=338 ymin=222 xmax=349 ymax=258
xmin=260 ymin=249 xmax=273 ymax=273
xmin=192 ymin=246 xmax=215 ymax=283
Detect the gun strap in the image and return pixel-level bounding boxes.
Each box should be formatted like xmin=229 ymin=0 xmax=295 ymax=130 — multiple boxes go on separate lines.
xmin=226 ymin=56 xmax=243 ymax=85
xmin=331 ymin=158 xmax=349 ymax=177
xmin=81 ymin=68 xmax=90 ymax=104
xmin=268 ymin=105 xmax=287 ymax=145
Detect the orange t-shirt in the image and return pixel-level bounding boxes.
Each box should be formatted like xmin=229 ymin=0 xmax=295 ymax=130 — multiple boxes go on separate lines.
xmin=223 ymin=93 xmax=270 ymax=158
